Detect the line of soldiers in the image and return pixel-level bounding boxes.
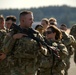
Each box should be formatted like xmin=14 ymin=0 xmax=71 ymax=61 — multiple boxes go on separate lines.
xmin=0 ymin=11 xmax=76 ymax=75
xmin=35 ymin=17 xmax=76 ymax=75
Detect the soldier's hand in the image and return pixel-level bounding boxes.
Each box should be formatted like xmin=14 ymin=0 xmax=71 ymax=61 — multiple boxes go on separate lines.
xmin=0 ymin=53 xmax=6 ymax=61
xmin=13 ymin=33 xmax=27 ymax=39
xmin=50 ymin=46 xmax=60 ymax=58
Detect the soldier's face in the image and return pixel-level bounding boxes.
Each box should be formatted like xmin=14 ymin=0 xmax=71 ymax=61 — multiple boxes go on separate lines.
xmin=5 ymin=20 xmax=12 ymax=29
xmin=23 ymin=13 xmax=34 ymax=28
xmin=60 ymin=26 xmax=67 ymax=31
xmin=41 ymin=20 xmax=48 ymax=29
xmin=46 ymin=28 xmax=56 ymax=39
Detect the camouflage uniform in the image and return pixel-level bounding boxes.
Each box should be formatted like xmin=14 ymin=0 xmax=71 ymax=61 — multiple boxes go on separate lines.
xmin=39 ymin=49 xmax=52 ymax=75
xmin=2 ymin=29 xmax=48 ymax=75
xmin=0 ymin=29 xmax=6 ymax=51
xmin=39 ymin=39 xmax=68 ymax=75
xmin=0 ymin=29 xmax=10 ymax=75
xmin=61 ymin=30 xmax=74 ymax=75
xmin=70 ymin=25 xmax=76 ymax=64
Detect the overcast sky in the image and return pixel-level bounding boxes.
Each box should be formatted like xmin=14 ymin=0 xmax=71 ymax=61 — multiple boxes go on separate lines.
xmin=0 ymin=0 xmax=76 ymax=9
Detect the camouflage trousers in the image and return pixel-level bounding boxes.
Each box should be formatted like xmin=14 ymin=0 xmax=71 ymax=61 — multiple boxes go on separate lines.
xmin=64 ymin=56 xmax=71 ymax=75
xmin=38 ymin=67 xmax=52 ymax=75
xmin=37 ymin=67 xmax=64 ymax=75
xmin=8 ymin=57 xmax=39 ymax=75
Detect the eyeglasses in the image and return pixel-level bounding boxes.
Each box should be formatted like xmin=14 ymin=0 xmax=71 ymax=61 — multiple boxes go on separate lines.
xmin=46 ymin=31 xmax=53 ymax=34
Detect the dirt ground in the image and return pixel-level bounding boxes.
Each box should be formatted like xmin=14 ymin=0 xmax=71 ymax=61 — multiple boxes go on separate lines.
xmin=68 ymin=55 xmax=76 ymax=75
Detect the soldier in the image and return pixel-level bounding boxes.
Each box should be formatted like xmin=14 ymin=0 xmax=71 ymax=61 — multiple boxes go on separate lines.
xmin=49 ymin=17 xmax=57 ymax=26
xmin=2 ymin=15 xmax=17 ymax=50
xmin=70 ymin=24 xmax=76 ymax=64
xmin=2 ymin=11 xmax=50 ymax=75
xmin=58 ymin=23 xmax=75 ymax=75
xmin=61 ymin=30 xmax=75 ymax=75
xmin=60 ymin=24 xmax=67 ymax=31
xmin=35 ymin=24 xmax=44 ymax=36
xmin=39 ymin=25 xmax=68 ymax=75
xmin=41 ymin=18 xmax=49 ymax=36
xmin=0 ymin=15 xmax=6 ymax=50
xmin=5 ymin=15 xmax=16 ymax=32
xmin=0 ymin=15 xmax=10 ymax=75
xmin=0 ymin=15 xmax=6 ymax=59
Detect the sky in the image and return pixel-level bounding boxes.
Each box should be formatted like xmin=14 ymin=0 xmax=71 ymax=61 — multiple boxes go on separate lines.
xmin=0 ymin=0 xmax=76 ymax=9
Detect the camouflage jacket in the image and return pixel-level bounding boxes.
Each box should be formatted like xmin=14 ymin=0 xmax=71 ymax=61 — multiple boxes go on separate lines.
xmin=0 ymin=29 xmax=6 ymax=51
xmin=61 ymin=30 xmax=75 ymax=56
xmin=45 ymin=39 xmax=68 ymax=59
xmin=70 ymin=25 xmax=76 ymax=39
xmin=48 ymin=40 xmax=68 ymax=72
xmin=70 ymin=25 xmax=76 ymax=63
xmin=2 ymin=28 xmax=48 ymax=75
xmin=39 ymin=39 xmax=68 ymax=74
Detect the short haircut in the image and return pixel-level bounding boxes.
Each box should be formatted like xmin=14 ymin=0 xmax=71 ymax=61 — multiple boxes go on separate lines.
xmin=49 ymin=17 xmax=57 ymax=22
xmin=60 ymin=24 xmax=67 ymax=27
xmin=35 ymin=24 xmax=43 ymax=30
xmin=41 ymin=18 xmax=49 ymax=25
xmin=19 ymin=11 xmax=33 ymax=19
xmin=5 ymin=15 xmax=16 ymax=22
xmin=49 ymin=17 xmax=57 ymax=26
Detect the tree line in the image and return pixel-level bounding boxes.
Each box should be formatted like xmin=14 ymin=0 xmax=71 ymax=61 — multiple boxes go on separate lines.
xmin=0 ymin=5 xmax=76 ymax=28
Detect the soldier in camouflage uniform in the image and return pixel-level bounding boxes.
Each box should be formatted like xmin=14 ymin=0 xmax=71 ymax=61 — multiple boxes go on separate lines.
xmin=5 ymin=15 xmax=17 ymax=32
xmin=2 ymin=11 xmax=50 ymax=75
xmin=49 ymin=17 xmax=57 ymax=26
xmin=41 ymin=18 xmax=49 ymax=36
xmin=39 ymin=25 xmax=68 ymax=75
xmin=0 ymin=15 xmax=6 ymax=60
xmin=0 ymin=15 xmax=11 ymax=75
xmin=48 ymin=17 xmax=74 ymax=75
xmin=70 ymin=24 xmax=76 ymax=64
xmin=61 ymin=30 xmax=75 ymax=75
